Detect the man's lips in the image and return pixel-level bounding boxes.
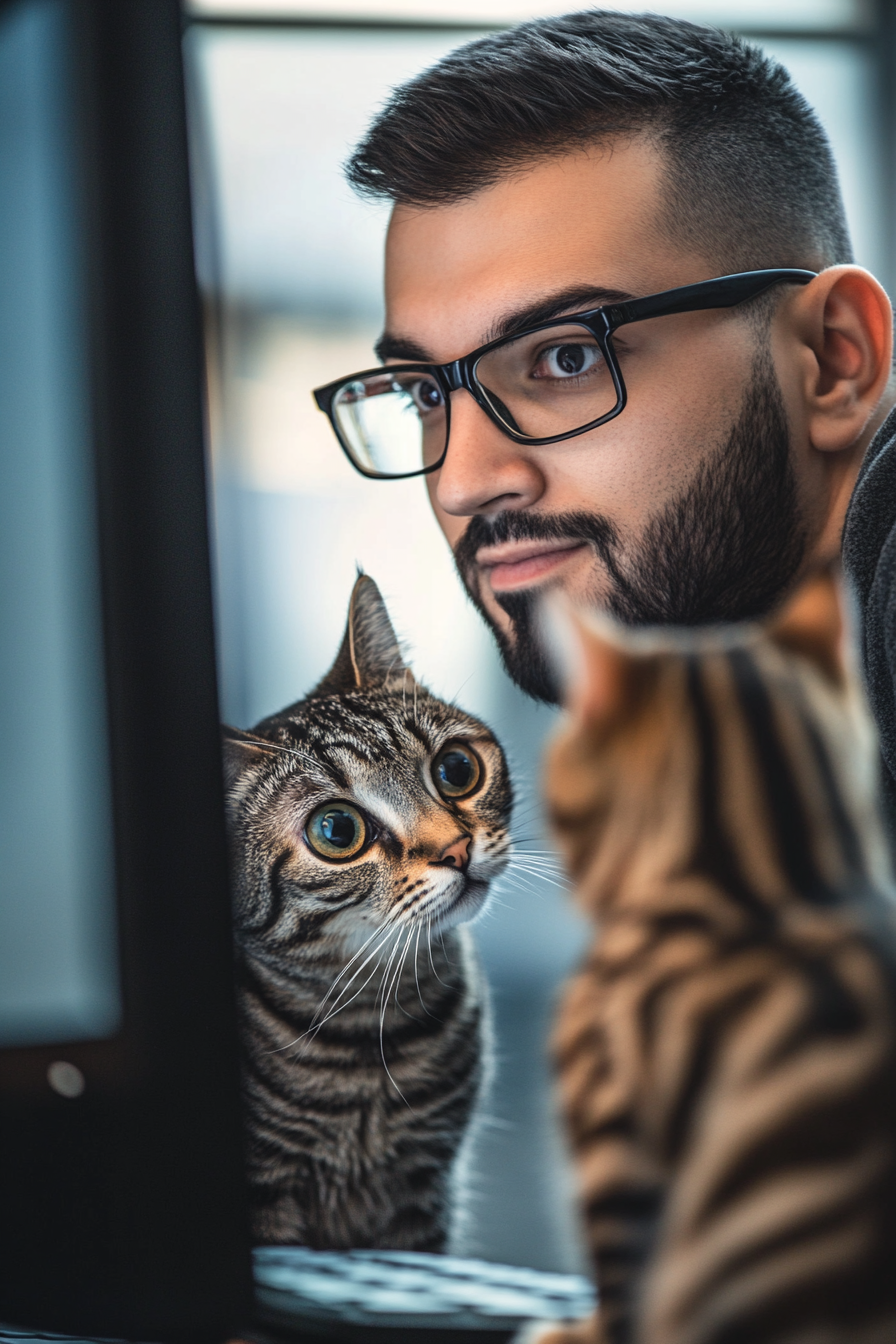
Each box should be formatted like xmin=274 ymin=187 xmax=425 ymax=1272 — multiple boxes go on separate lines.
xmin=475 ymin=540 xmax=589 ymax=592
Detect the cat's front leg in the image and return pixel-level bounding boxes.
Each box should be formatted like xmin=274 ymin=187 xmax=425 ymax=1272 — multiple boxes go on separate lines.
xmin=512 ymin=1309 xmax=605 ymax=1344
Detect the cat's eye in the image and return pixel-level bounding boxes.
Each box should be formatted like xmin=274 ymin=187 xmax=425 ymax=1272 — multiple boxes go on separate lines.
xmin=305 ymin=803 xmax=368 ymax=861
xmin=432 ymin=743 xmax=482 ymax=800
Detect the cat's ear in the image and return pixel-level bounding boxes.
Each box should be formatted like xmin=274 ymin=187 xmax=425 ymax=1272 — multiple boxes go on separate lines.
xmin=542 ymin=596 xmax=634 ymax=727
xmin=312 ymin=573 xmax=414 ymax=696
xmin=221 ymin=725 xmax=273 ymax=792
xmin=767 ymin=567 xmax=846 ymax=685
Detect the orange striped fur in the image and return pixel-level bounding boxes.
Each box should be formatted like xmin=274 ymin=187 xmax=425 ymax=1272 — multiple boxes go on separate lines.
xmin=536 ymin=573 xmax=896 ymax=1344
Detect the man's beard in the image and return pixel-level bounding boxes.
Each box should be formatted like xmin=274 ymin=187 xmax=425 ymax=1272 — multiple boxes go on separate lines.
xmin=453 ymin=350 xmax=807 ymax=703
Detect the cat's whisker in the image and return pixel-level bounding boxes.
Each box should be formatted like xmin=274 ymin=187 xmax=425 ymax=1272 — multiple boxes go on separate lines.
xmin=301 ymin=920 xmax=408 ymax=1042
xmin=497 ymin=872 xmax=549 ymax=900
xmin=310 ymin=918 xmax=396 ymax=1023
xmin=511 ymin=862 xmax=569 ymax=882
xmin=391 ymin=927 xmax=416 ymax=1018
xmin=229 ymin=736 xmax=322 ymax=771
xmin=386 ymin=930 xmax=411 ymax=1010
xmin=479 ymin=893 xmax=513 ymax=913
xmin=497 ymin=880 xmax=542 ymax=903
xmin=508 ymin=853 xmax=565 ymax=869
xmin=412 ymin=922 xmax=436 ymax=1018
xmin=508 ymin=868 xmax=569 ymax=891
xmin=413 ymin=922 xmax=423 ymax=1007
xmin=505 ymin=857 xmax=570 ymax=889
xmin=305 ymin=930 xmax=392 ymax=1032
xmin=323 ymin=921 xmax=403 ymax=1005
xmin=376 ymin=932 xmax=414 ymax=1107
xmin=376 ymin=926 xmax=405 ymax=1015
xmin=281 ymin=972 xmax=381 ymax=1054
xmin=509 ymin=794 xmax=544 ymax=810
xmin=426 ymin=917 xmax=451 ymax=989
xmin=509 ymin=845 xmax=562 ymax=856
xmin=437 ymin=924 xmax=455 ymax=966
xmin=391 ymin=928 xmax=422 ymax=1022
xmin=503 ymin=869 xmax=565 ymax=894
xmin=512 ymin=865 xmax=566 ymax=881
xmin=449 ymin=672 xmax=474 ymax=705
xmin=292 ymin=924 xmax=400 ymax=1043
xmin=294 ymin=948 xmax=390 ymax=1049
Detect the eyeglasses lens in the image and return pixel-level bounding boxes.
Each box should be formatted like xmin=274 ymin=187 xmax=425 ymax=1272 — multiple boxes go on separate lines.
xmin=332 ymin=371 xmax=447 ymax=477
xmin=474 ymin=324 xmax=618 ymax=438
xmin=331 ymin=325 xmax=618 ymax=477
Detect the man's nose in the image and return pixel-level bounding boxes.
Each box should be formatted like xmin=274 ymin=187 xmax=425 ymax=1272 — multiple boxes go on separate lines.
xmin=433 ymin=834 xmax=471 ymax=872
xmin=434 ymin=389 xmax=546 ymax=517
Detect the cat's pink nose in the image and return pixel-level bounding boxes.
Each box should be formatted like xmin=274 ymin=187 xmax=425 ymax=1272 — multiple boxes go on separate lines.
xmin=436 ymin=836 xmax=471 ymax=872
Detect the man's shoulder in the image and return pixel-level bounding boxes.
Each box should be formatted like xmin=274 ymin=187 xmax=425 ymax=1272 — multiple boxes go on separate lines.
xmin=842 ymin=403 xmax=896 ymax=785
xmin=843 ymin=404 xmax=896 ymax=606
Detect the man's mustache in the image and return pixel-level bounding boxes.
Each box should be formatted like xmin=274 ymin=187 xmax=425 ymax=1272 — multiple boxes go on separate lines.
xmin=450 ymin=508 xmax=622 ymax=706
xmin=453 ymin=509 xmax=619 ymax=581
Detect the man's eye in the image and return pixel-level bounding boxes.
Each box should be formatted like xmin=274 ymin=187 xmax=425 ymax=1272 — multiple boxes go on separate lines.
xmin=395 ymin=377 xmax=444 ymax=415
xmin=533 ymin=343 xmax=603 ymax=380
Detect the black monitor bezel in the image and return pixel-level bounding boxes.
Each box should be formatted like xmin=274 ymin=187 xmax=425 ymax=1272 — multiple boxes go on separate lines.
xmin=0 ymin=2 xmax=253 ymax=1337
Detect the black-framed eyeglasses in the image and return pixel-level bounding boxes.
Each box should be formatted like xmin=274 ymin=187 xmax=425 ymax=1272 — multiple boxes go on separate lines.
xmin=313 ymin=268 xmax=816 ymax=481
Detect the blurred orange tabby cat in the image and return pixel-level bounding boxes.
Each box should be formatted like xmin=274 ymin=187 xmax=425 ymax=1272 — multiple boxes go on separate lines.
xmin=533 ymin=572 xmax=896 ymax=1344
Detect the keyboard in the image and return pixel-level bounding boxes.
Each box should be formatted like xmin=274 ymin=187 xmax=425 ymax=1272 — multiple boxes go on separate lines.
xmin=254 ymin=1247 xmax=594 ymax=1338
xmin=0 ymin=1248 xmax=595 ymax=1343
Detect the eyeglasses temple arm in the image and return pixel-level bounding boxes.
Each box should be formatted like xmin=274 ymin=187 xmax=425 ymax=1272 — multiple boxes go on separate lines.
xmin=608 ymin=268 xmax=817 ymax=327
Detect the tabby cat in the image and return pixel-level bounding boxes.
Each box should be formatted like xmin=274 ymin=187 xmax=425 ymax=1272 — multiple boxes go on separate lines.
xmin=223 ymin=574 xmax=511 ymax=1250
xmin=532 ymin=572 xmax=896 ymax=1344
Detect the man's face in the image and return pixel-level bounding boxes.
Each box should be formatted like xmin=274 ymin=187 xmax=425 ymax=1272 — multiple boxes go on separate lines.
xmin=382 ymin=138 xmax=822 ymax=699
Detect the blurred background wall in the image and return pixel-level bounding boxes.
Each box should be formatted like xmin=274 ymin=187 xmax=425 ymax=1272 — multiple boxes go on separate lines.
xmin=183 ymin=0 xmax=890 ymax=1273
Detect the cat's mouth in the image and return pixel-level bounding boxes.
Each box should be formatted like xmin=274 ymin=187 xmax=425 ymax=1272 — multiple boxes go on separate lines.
xmin=425 ymin=872 xmax=492 ymax=929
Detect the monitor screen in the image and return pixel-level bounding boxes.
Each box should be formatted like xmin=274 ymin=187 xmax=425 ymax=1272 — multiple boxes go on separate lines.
xmin=0 ymin=5 xmax=253 ymax=1334
xmin=0 ymin=0 xmax=120 ymax=1048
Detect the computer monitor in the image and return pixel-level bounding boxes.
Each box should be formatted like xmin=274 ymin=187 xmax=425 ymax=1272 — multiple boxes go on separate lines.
xmin=0 ymin=1 xmax=253 ymax=1337
xmin=0 ymin=6 xmax=600 ymax=1341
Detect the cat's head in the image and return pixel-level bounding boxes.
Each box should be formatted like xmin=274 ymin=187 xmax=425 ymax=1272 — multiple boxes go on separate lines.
xmin=544 ymin=569 xmax=892 ymax=911
xmin=223 ymin=575 xmax=511 ymax=952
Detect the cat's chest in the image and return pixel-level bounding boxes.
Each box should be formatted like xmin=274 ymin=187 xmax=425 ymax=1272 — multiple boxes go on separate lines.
xmin=237 ymin=929 xmax=477 ymax=1074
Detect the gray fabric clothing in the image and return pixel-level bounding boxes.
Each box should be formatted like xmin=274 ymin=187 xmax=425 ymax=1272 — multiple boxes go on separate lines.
xmin=842 ymin=405 xmax=896 ymax=834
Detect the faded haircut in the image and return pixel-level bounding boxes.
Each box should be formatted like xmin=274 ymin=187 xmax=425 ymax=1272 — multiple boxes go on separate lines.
xmin=346 ymin=9 xmax=852 ymax=275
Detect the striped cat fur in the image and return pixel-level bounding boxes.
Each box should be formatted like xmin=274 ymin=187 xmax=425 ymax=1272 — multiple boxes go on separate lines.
xmin=532 ymin=571 xmax=896 ymax=1344
xmin=223 ymin=575 xmax=511 ymax=1250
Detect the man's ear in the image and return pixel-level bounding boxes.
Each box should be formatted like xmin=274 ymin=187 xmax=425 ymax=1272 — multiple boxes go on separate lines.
xmin=767 ymin=567 xmax=846 ymax=686
xmin=789 ymin=266 xmax=893 ymax=454
xmin=542 ymin=596 xmax=633 ymax=727
xmin=311 ymin=573 xmax=415 ymax=696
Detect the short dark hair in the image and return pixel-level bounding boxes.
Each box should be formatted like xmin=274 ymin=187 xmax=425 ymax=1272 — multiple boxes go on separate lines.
xmin=346 ymin=9 xmax=852 ymax=274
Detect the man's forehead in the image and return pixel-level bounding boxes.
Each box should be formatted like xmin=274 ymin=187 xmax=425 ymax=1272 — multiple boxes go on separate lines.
xmin=382 ymin=136 xmax=691 ymax=363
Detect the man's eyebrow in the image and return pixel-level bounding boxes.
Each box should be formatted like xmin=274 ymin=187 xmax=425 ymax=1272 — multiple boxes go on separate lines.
xmin=374 ymin=332 xmax=434 ymax=363
xmin=373 ymin=285 xmax=634 ymax=366
xmin=487 ymin=286 xmax=635 ymax=343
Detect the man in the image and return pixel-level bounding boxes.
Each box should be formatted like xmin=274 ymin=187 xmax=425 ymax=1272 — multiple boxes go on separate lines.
xmin=314 ymin=11 xmax=895 ymax=729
